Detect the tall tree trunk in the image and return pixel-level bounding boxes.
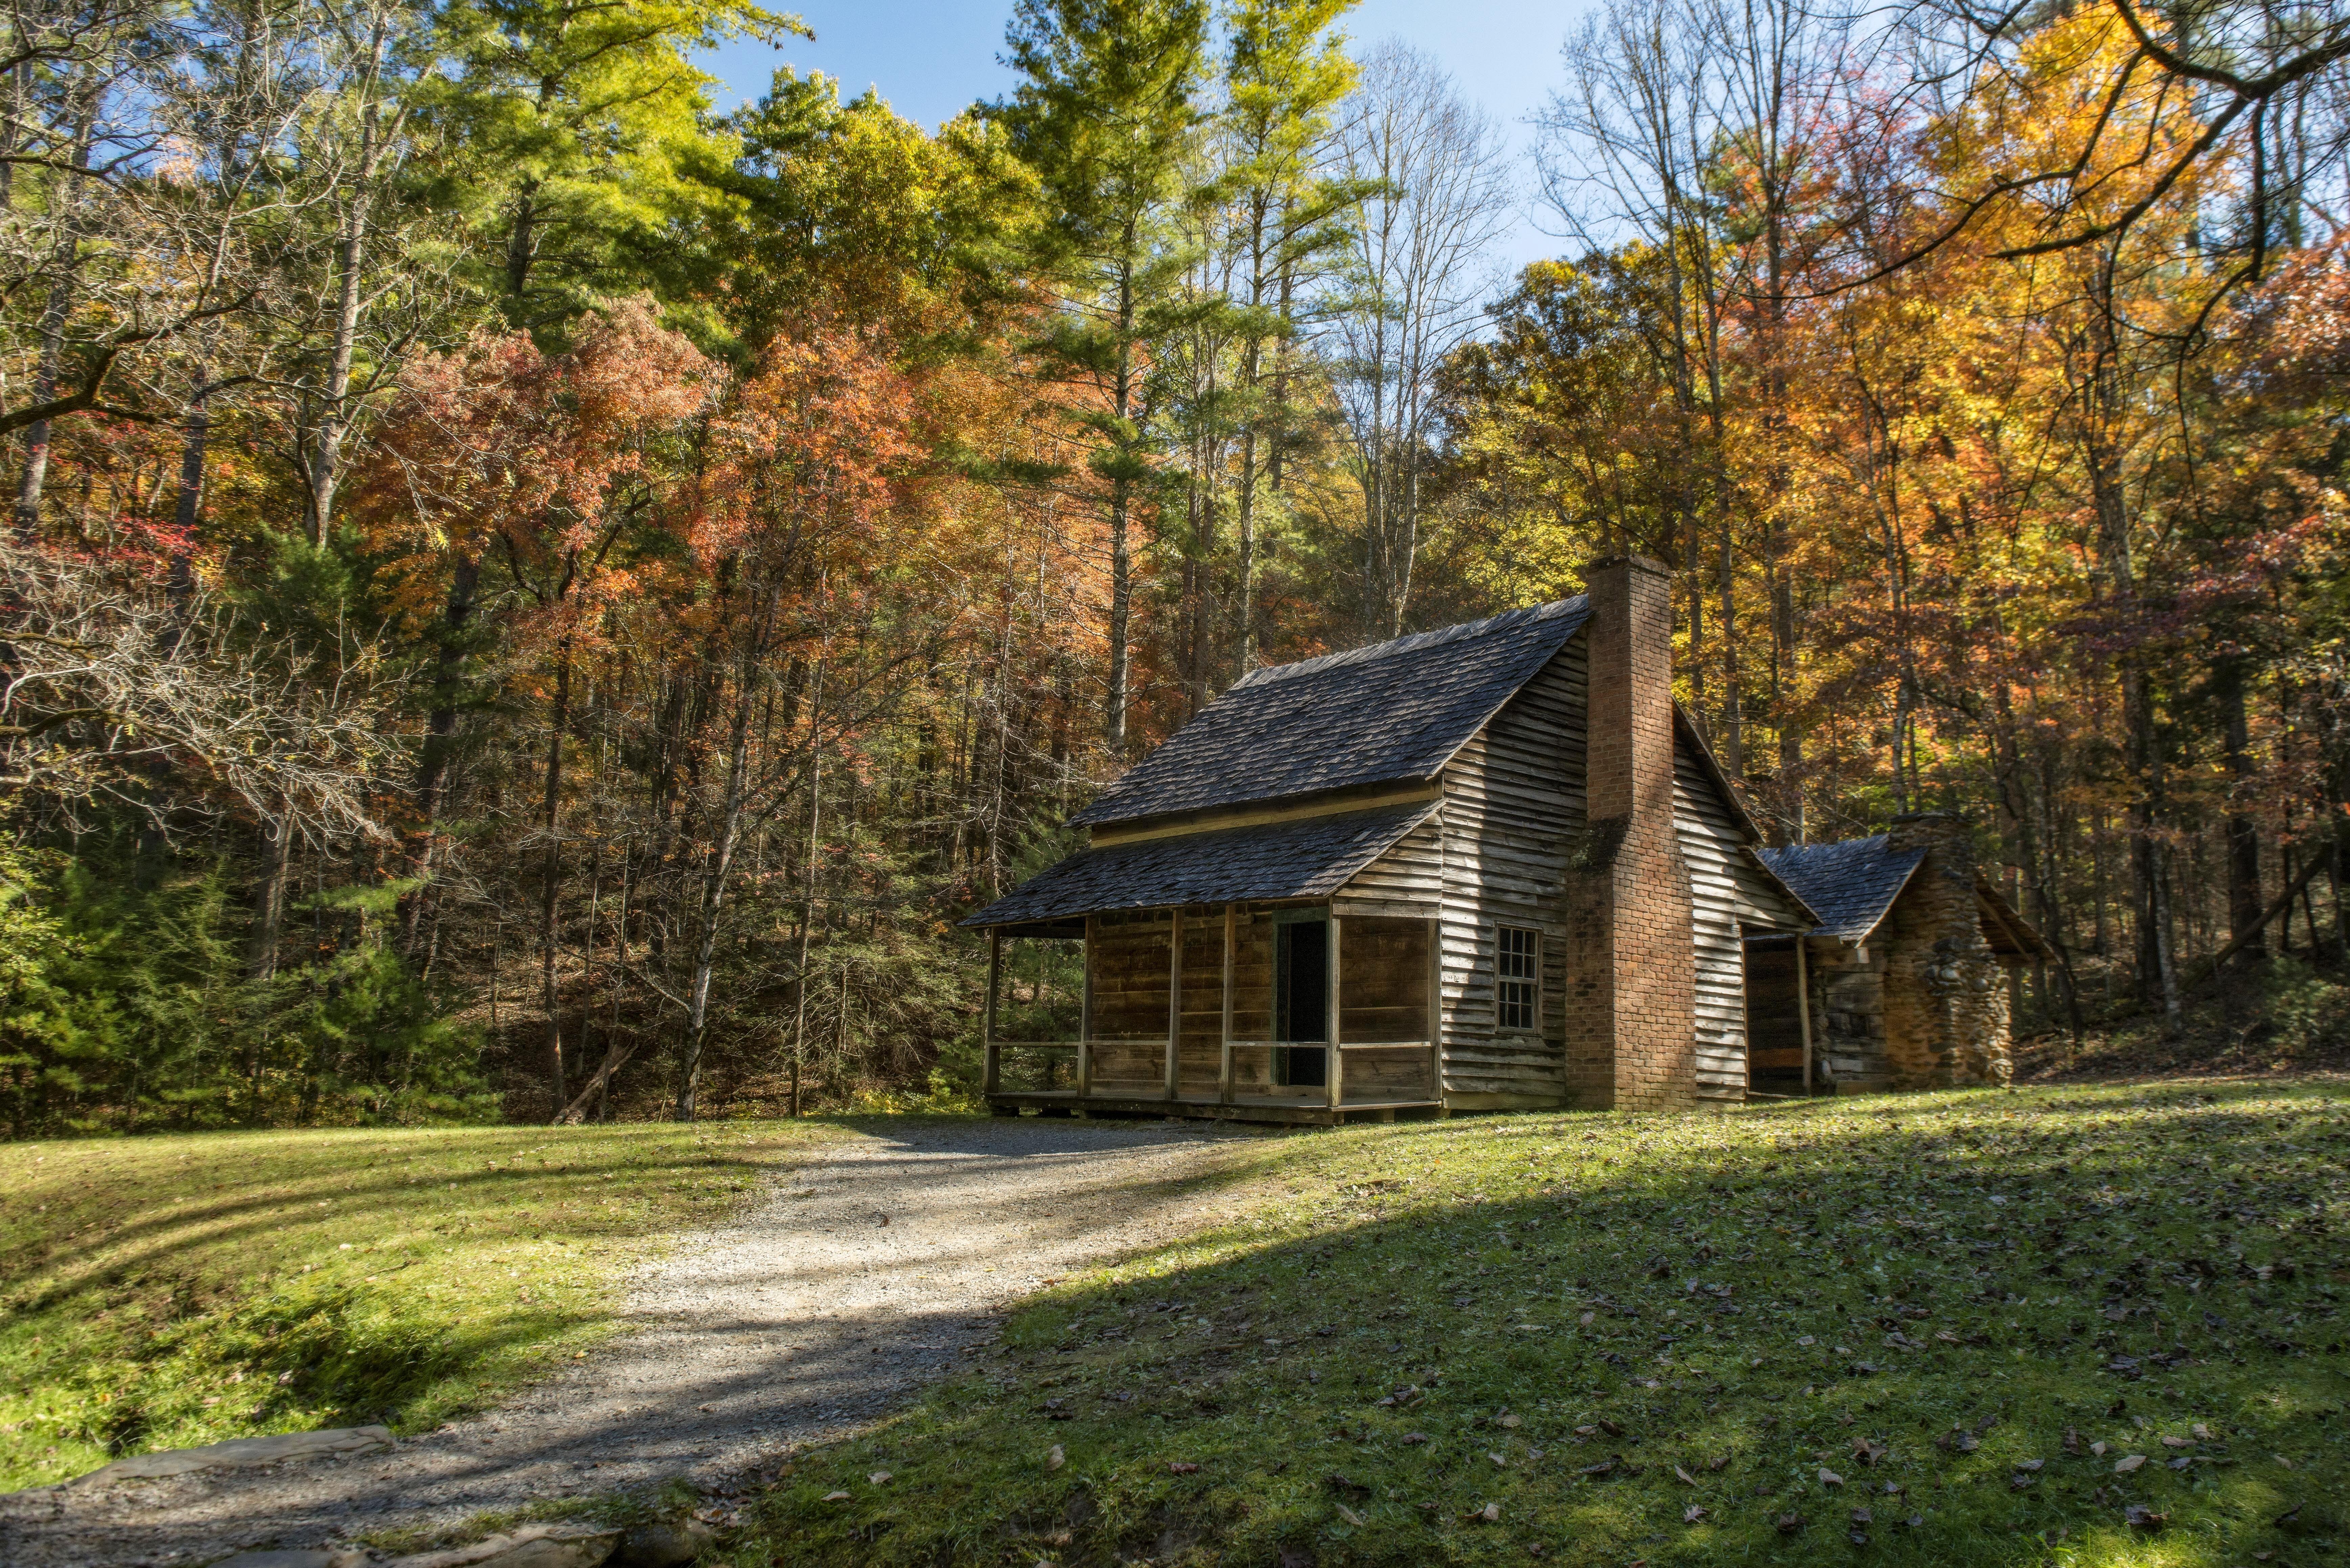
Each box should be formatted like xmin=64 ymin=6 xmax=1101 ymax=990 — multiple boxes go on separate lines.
xmin=307 ymin=176 xmax=372 ymax=543
xmin=789 ymin=663 xmax=826 ymax=1118
xmin=12 ymin=93 xmax=92 ymax=543
xmin=305 ymin=30 xmax=395 ymax=545
xmin=676 ymin=596 xmax=773 ymax=1120
xmin=168 ymin=368 xmax=212 ymax=617
xmin=249 ymin=815 xmax=293 ymax=981
xmin=505 ymin=183 xmax=540 ymax=317
xmin=2220 ymin=658 xmax=2265 ymax=971
xmin=539 ymin=638 xmax=573 ymax=1117
xmin=401 ymin=554 xmax=478 ymax=955
xmin=1104 ymin=255 xmax=1136 ymax=751
xmin=13 ymin=287 xmax=72 ymax=543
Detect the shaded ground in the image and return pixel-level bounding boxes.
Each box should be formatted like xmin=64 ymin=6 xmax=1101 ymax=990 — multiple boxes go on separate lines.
xmin=736 ymin=1082 xmax=2349 ymax=1568
xmin=0 ymin=1116 xmax=1258 ymax=1566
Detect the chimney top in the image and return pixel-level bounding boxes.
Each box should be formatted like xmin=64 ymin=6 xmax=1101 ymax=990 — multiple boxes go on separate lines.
xmin=1585 ymin=554 xmax=1670 ymax=580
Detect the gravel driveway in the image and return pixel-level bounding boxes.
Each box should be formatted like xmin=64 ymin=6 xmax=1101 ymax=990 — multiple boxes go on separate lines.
xmin=0 ymin=1115 xmax=1260 ymax=1566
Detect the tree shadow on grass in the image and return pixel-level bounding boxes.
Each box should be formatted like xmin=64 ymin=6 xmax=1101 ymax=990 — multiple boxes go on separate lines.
xmin=745 ymin=1083 xmax=2348 ymax=1567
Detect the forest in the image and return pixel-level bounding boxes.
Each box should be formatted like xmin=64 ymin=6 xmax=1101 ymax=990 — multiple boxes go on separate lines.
xmin=3 ymin=0 xmax=2349 ymax=1135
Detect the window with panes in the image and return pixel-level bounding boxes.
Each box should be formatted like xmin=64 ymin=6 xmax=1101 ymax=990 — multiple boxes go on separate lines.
xmin=1496 ymin=925 xmax=1539 ymax=1032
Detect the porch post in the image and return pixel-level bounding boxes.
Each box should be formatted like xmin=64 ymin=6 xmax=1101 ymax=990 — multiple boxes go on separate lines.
xmin=1219 ymin=905 xmax=1235 ymax=1104
xmin=1165 ymin=908 xmax=1183 ymax=1102
xmin=1326 ymin=911 xmax=1344 ymax=1113
xmin=1796 ymin=935 xmax=1815 ymax=1098
xmin=983 ymin=928 xmax=1001 ymax=1096
xmin=1426 ymin=916 xmax=1443 ymax=1107
xmin=1078 ymin=914 xmax=1095 ymax=1101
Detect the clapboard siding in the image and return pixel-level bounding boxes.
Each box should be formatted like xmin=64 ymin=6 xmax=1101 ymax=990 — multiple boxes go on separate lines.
xmin=1408 ymin=637 xmax=1587 ymax=1100
xmin=1672 ymin=739 xmax=1811 ymax=1100
xmin=1674 ymin=743 xmax=1753 ymax=1100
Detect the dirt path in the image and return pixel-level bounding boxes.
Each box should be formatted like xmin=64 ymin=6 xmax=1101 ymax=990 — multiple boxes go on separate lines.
xmin=0 ymin=1116 xmax=1261 ymax=1567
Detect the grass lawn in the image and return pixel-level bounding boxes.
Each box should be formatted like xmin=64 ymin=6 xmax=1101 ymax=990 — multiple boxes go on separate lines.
xmin=0 ymin=1117 xmax=838 ymax=1492
xmin=736 ymin=1081 xmax=2348 ymax=1567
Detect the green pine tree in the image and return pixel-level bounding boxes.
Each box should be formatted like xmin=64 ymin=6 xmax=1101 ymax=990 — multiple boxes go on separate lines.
xmin=996 ymin=0 xmax=1211 ymax=750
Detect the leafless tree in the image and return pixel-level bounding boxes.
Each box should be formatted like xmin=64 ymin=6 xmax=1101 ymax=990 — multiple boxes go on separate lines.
xmin=1328 ymin=40 xmax=1513 ymax=638
xmin=0 ymin=537 xmax=399 ymax=841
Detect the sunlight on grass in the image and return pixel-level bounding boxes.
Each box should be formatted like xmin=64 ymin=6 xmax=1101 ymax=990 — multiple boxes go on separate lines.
xmin=0 ymin=1119 xmax=840 ymax=1490
xmin=734 ymin=1083 xmax=2348 ymax=1567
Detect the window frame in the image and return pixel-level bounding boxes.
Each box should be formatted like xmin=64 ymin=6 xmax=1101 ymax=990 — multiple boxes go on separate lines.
xmin=1494 ymin=923 xmax=1540 ymax=1035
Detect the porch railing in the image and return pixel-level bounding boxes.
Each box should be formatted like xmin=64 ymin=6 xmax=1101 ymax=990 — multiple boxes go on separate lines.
xmin=985 ymin=1036 xmax=1439 ymax=1111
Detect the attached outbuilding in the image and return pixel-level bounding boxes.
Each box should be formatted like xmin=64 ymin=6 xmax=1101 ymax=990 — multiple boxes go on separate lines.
xmin=1751 ymin=817 xmax=2053 ymax=1095
xmin=962 ymin=556 xmax=1823 ymax=1122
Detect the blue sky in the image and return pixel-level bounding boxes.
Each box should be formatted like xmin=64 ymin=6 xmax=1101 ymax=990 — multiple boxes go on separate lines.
xmin=698 ymin=0 xmax=1586 ymax=277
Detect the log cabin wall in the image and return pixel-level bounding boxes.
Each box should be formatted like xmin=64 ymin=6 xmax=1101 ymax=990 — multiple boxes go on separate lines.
xmin=1414 ymin=637 xmax=1588 ymax=1106
xmin=1741 ymin=936 xmax=1806 ymax=1092
xmin=1176 ymin=910 xmax=1227 ymax=1096
xmin=1088 ymin=909 xmax=1172 ymax=1089
xmin=1178 ymin=903 xmax=1277 ymax=1095
xmin=1808 ymin=941 xmax=1892 ymax=1092
xmin=1337 ymin=913 xmax=1435 ymax=1099
xmin=1671 ymin=741 xmax=1808 ymax=1100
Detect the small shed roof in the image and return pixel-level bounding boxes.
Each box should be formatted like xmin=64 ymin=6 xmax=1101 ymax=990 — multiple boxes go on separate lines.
xmin=1071 ymin=599 xmax=1590 ymax=828
xmin=1757 ymin=835 xmax=1925 ymax=944
xmin=960 ymin=801 xmax=1437 ymax=928
xmin=1975 ymin=878 xmax=2057 ymax=962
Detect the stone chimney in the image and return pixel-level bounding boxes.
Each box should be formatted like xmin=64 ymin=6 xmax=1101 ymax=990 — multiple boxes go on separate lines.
xmin=1882 ymin=812 xmax=2009 ymax=1085
xmin=1564 ymin=556 xmax=1694 ymax=1110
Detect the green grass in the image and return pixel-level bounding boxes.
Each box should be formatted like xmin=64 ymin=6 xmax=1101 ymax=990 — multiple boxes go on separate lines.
xmin=0 ymin=1118 xmax=840 ymax=1491
xmin=732 ymin=1082 xmax=2349 ymax=1567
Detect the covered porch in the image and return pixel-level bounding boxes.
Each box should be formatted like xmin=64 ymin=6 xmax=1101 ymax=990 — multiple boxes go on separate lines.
xmin=981 ymin=902 xmax=1446 ymax=1125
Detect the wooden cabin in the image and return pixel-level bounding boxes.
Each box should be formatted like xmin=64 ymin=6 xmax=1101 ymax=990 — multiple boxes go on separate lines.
xmin=1751 ymin=816 xmax=2053 ymax=1095
xmin=962 ymin=556 xmax=1825 ymax=1123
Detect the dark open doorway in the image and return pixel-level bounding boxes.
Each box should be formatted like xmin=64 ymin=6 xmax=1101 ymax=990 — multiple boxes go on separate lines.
xmin=1275 ymin=917 xmax=1328 ymax=1088
xmin=1743 ymin=934 xmax=1807 ymax=1096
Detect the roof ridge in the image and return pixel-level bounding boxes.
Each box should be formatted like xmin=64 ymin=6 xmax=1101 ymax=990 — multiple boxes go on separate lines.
xmin=1233 ymin=597 xmax=1588 ymax=688
xmin=1763 ymin=833 xmax=1902 ymax=863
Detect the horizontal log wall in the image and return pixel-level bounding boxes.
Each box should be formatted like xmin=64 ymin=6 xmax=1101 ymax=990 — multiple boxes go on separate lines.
xmin=1743 ymin=937 xmax=1805 ymax=1087
xmin=1811 ymin=940 xmax=1893 ymax=1092
xmin=1088 ymin=909 xmax=1170 ymax=1088
xmin=1407 ymin=639 xmax=1588 ymax=1102
xmin=1672 ymin=739 xmax=1812 ymax=1102
xmin=1338 ymin=914 xmax=1434 ymax=1099
xmin=1673 ymin=747 xmax=1753 ymax=1100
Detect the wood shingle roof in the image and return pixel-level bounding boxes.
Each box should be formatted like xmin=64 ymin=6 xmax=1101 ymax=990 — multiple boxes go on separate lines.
xmin=1756 ymin=835 xmax=1926 ymax=943
xmin=960 ymin=802 xmax=1438 ymax=929
xmin=1070 ymin=599 xmax=1591 ymax=828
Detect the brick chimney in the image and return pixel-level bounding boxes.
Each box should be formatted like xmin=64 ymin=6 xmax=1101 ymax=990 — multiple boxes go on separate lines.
xmin=1882 ymin=812 xmax=2009 ymax=1085
xmin=1564 ymin=555 xmax=1694 ymax=1110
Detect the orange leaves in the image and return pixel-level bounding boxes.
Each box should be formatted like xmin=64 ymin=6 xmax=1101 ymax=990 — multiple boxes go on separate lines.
xmin=690 ymin=325 xmax=923 ymax=572
xmin=356 ymin=299 xmax=716 ymax=644
xmin=382 ymin=302 xmax=712 ymax=531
